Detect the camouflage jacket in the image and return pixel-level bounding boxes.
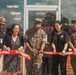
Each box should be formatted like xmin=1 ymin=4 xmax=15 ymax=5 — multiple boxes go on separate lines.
xmin=25 ymin=28 xmax=46 ymax=50
xmin=70 ymin=31 xmax=76 ymax=48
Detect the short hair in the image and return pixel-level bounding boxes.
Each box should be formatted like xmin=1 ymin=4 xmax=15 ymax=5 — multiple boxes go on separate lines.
xmin=0 ymin=17 xmax=6 ymax=21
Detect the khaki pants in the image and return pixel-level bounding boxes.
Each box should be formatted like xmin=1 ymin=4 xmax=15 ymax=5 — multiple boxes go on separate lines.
xmin=0 ymin=72 xmax=2 ymax=75
xmin=0 ymin=55 xmax=3 ymax=75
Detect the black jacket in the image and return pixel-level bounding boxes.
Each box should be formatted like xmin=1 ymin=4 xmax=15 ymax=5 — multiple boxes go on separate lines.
xmin=3 ymin=34 xmax=24 ymax=48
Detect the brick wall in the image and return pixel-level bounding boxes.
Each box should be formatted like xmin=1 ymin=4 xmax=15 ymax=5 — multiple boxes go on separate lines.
xmin=2 ymin=56 xmax=23 ymax=75
xmin=66 ymin=56 xmax=74 ymax=75
xmin=2 ymin=56 xmax=74 ymax=75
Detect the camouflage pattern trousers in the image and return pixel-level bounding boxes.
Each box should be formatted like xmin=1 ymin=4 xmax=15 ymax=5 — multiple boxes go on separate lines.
xmin=25 ymin=50 xmax=43 ymax=75
xmin=71 ymin=55 xmax=76 ymax=75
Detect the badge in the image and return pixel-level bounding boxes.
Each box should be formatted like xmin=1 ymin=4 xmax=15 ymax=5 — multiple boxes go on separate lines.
xmin=0 ymin=38 xmax=3 ymax=44
xmin=60 ymin=35 xmax=64 ymax=38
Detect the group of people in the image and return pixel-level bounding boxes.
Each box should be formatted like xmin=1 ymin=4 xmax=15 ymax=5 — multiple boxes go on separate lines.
xmin=0 ymin=16 xmax=76 ymax=75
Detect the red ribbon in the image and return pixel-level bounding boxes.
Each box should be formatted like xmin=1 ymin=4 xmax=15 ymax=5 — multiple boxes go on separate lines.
xmin=0 ymin=50 xmax=31 ymax=60
xmin=40 ymin=51 xmax=75 ymax=55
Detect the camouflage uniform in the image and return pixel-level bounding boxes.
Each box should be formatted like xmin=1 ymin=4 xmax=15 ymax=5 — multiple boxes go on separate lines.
xmin=70 ymin=31 xmax=76 ymax=75
xmin=25 ymin=28 xmax=46 ymax=75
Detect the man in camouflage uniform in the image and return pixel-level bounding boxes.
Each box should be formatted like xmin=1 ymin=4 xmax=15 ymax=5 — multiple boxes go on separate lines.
xmin=0 ymin=17 xmax=6 ymax=75
xmin=70 ymin=23 xmax=76 ymax=75
xmin=25 ymin=18 xmax=46 ymax=75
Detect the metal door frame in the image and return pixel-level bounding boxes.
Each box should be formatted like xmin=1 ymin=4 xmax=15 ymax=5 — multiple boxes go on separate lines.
xmin=23 ymin=0 xmax=61 ymax=75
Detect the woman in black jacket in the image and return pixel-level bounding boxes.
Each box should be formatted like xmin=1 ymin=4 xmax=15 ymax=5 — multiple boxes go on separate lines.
xmin=3 ymin=23 xmax=24 ymax=75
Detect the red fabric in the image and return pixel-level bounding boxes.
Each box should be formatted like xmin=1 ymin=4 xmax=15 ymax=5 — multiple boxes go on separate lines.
xmin=0 ymin=50 xmax=31 ymax=60
xmin=40 ymin=51 xmax=75 ymax=55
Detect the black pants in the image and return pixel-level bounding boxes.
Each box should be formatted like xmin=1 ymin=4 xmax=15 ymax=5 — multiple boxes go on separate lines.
xmin=51 ymin=55 xmax=67 ymax=75
xmin=42 ymin=57 xmax=50 ymax=74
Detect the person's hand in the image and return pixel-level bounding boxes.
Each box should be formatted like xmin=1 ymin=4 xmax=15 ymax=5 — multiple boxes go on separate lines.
xmin=52 ymin=49 xmax=56 ymax=55
xmin=5 ymin=47 xmax=10 ymax=51
xmin=74 ymin=48 xmax=76 ymax=52
xmin=39 ymin=50 xmax=43 ymax=53
xmin=3 ymin=45 xmax=10 ymax=51
xmin=73 ymin=48 xmax=76 ymax=55
xmin=53 ymin=49 xmax=56 ymax=52
xmin=18 ymin=46 xmax=24 ymax=52
xmin=61 ymin=50 xmax=66 ymax=56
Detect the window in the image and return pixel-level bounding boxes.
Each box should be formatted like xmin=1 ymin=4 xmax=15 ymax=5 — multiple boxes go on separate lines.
xmin=0 ymin=0 xmax=24 ymax=28
xmin=27 ymin=0 xmax=58 ymax=5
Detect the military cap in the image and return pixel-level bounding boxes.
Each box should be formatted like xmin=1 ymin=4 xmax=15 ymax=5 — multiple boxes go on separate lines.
xmin=35 ymin=18 xmax=43 ymax=27
xmin=35 ymin=18 xmax=43 ymax=22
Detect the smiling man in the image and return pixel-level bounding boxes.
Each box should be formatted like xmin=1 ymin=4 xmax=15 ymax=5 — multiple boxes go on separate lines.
xmin=0 ymin=17 xmax=6 ymax=75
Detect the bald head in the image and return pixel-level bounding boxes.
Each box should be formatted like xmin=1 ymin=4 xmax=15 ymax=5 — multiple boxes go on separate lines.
xmin=0 ymin=17 xmax=6 ymax=30
xmin=0 ymin=17 xmax=6 ymax=24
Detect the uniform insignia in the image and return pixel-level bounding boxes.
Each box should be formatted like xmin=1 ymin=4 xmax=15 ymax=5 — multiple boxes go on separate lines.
xmin=60 ymin=35 xmax=64 ymax=38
